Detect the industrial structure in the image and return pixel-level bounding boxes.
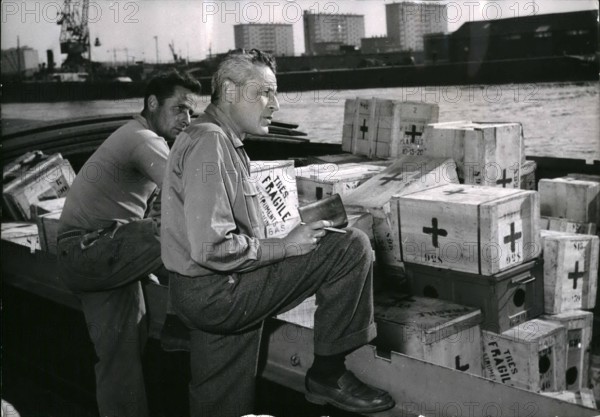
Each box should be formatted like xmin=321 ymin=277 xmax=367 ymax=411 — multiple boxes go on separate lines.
xmin=234 ymin=23 xmax=294 ymax=56
xmin=385 ymin=1 xmax=448 ymax=52
xmin=303 ymin=11 xmax=365 ymax=55
xmin=1 ymin=47 xmax=40 ymax=78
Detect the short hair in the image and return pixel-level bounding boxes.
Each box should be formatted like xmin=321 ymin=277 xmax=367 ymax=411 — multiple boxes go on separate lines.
xmin=143 ymin=71 xmax=202 ymax=111
xmin=211 ymin=49 xmax=277 ymax=103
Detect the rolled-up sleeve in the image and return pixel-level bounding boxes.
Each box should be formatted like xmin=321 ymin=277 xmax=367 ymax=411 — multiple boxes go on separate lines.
xmin=182 ymin=132 xmax=286 ymax=273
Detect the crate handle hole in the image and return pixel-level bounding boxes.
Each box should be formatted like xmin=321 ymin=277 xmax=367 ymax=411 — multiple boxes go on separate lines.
xmin=512 ymin=289 xmax=526 ymax=307
xmin=539 ymin=355 xmax=551 ymax=374
xmin=423 ymin=285 xmax=439 ymax=299
xmin=566 ymin=366 xmax=579 ymax=385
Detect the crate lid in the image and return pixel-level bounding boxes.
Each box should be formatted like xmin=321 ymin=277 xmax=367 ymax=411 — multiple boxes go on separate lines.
xmin=375 ymin=293 xmax=482 ymax=344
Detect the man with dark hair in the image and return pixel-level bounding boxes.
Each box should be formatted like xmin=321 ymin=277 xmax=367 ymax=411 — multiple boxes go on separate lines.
xmin=57 ymin=71 xmax=202 ymax=417
xmin=162 ymin=49 xmax=395 ymax=417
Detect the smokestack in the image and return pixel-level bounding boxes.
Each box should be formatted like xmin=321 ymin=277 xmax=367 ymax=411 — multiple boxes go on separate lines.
xmin=46 ymin=50 xmax=55 ymax=72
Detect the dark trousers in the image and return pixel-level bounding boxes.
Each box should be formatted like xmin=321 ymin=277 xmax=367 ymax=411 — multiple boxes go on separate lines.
xmin=170 ymin=228 xmax=377 ymax=417
xmin=57 ymin=219 xmax=162 ymax=417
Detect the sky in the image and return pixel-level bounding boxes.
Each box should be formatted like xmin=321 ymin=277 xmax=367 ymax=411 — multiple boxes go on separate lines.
xmin=1 ymin=0 xmax=598 ymax=66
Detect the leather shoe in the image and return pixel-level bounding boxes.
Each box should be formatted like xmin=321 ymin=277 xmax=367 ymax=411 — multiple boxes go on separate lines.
xmin=305 ymin=369 xmax=395 ymax=413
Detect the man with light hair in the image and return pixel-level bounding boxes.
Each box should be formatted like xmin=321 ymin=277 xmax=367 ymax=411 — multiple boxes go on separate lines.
xmin=161 ymin=49 xmax=395 ymax=417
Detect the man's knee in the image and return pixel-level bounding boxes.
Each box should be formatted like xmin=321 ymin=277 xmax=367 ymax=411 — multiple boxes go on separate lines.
xmin=344 ymin=227 xmax=373 ymax=261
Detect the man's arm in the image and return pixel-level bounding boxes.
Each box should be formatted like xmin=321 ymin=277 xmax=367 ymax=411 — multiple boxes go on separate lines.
xmin=181 ymin=132 xmax=287 ymax=273
xmin=131 ymin=135 xmax=169 ymax=187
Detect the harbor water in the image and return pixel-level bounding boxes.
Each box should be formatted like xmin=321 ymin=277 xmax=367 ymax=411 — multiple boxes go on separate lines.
xmin=2 ymin=81 xmax=599 ymax=162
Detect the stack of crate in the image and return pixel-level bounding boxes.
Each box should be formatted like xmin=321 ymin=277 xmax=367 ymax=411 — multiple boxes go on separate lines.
xmin=537 ymin=173 xmax=600 ymax=400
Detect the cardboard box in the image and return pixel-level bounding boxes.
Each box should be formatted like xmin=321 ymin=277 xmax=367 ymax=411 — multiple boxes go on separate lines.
xmin=541 ymin=230 xmax=599 ymax=313
xmin=342 ymin=98 xmax=439 ymax=159
xmin=295 ymin=163 xmax=386 ymax=204
xmin=37 ymin=211 xmax=61 ymax=254
xmin=539 ymin=177 xmax=600 ymax=224
xmin=343 ymin=156 xmax=458 ymax=272
xmin=542 ymin=310 xmax=593 ymax=392
xmin=407 ymin=260 xmax=544 ymax=332
xmin=393 ymin=184 xmax=540 ymax=275
xmin=374 ymin=293 xmax=483 ymax=375
xmin=3 ymin=153 xmax=75 ymax=221
xmin=251 ymin=160 xmax=300 ymax=238
xmin=483 ymin=319 xmax=567 ymax=392
xmin=422 ymin=121 xmax=524 ymax=187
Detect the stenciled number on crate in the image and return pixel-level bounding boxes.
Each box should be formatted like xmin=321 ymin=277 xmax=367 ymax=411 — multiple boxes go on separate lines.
xmin=401 ymin=148 xmax=425 ymax=156
xmin=455 ymin=355 xmax=470 ymax=372
xmin=423 ymin=217 xmax=448 ymax=248
xmin=496 ymin=169 xmax=514 ymax=188
xmin=379 ymin=173 xmax=404 ymax=186
xmin=568 ymin=261 xmax=585 ymax=290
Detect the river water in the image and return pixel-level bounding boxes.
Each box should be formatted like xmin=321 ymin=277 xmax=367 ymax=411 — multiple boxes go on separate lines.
xmin=2 ymin=81 xmax=599 ymax=162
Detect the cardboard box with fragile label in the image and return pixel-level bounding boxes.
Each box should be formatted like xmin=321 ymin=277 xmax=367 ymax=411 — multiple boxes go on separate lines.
xmin=343 ymin=156 xmax=458 ymax=273
xmin=541 ymin=230 xmax=598 ymax=313
xmin=3 ymin=153 xmax=75 ymax=221
xmin=407 ymin=260 xmax=543 ymax=332
xmin=542 ymin=310 xmax=593 ymax=392
xmin=483 ymin=319 xmax=567 ymax=392
xmin=393 ymin=184 xmax=540 ymax=275
xmin=342 ymin=98 xmax=439 ymax=159
xmin=539 ymin=177 xmax=600 ymax=224
xmin=250 ymin=160 xmax=300 ymax=238
xmin=422 ymin=121 xmax=524 ymax=188
xmin=374 ymin=293 xmax=483 ymax=375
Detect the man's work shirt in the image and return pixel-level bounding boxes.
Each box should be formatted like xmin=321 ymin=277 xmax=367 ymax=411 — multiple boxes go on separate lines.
xmin=59 ymin=115 xmax=169 ymax=233
xmin=161 ymin=104 xmax=286 ymax=277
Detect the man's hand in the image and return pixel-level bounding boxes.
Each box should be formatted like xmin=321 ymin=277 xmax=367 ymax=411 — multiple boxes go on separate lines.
xmin=282 ymin=220 xmax=331 ymax=258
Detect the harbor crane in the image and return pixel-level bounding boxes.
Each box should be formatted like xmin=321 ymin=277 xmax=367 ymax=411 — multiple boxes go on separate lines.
xmin=56 ymin=0 xmax=99 ymax=70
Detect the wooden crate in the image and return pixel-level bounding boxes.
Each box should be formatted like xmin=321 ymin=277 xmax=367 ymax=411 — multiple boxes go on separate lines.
xmin=422 ymin=121 xmax=524 ymax=188
xmin=307 ymin=153 xmax=392 ymax=166
xmin=1 ymin=222 xmax=40 ymax=252
xmin=342 ymin=98 xmax=439 ymax=159
xmin=295 ymin=163 xmax=386 ymax=204
xmin=276 ymin=295 xmax=317 ymax=329
xmin=37 ymin=211 xmax=61 ymax=254
xmin=542 ymin=310 xmax=593 ymax=392
xmin=539 ymin=177 xmax=600 ymax=224
xmin=3 ymin=153 xmax=75 ymax=221
xmin=482 ymin=319 xmax=567 ymax=392
xmin=251 ymin=160 xmax=300 ymax=238
xmin=520 ymin=160 xmax=537 ymax=191
xmin=541 ymin=230 xmax=599 ymax=313
xmin=374 ymin=293 xmax=483 ymax=375
xmin=343 ymin=156 xmax=458 ymax=271
xmin=393 ymin=184 xmax=541 ymax=275
xmin=541 ymin=216 xmax=597 ymax=235
xmin=591 ymin=354 xmax=600 ymax=405
xmin=407 ymin=260 xmax=544 ymax=332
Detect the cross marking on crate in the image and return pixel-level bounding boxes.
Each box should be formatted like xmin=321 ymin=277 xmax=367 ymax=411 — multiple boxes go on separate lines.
xmin=360 ymin=119 xmax=369 ymax=139
xmin=444 ymin=188 xmax=466 ymax=195
xmin=423 ymin=217 xmax=447 ymax=248
xmin=379 ymin=173 xmax=403 ymax=186
xmin=405 ymin=125 xmax=422 ymax=144
xmin=503 ymin=222 xmax=522 ymax=252
xmin=568 ymin=261 xmax=585 ymax=290
xmin=455 ymin=355 xmax=470 ymax=371
xmin=496 ymin=169 xmax=513 ymax=188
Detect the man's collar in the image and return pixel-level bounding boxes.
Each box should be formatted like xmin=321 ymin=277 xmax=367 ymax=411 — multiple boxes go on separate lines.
xmin=134 ymin=114 xmax=150 ymax=130
xmin=204 ymin=103 xmax=245 ymax=148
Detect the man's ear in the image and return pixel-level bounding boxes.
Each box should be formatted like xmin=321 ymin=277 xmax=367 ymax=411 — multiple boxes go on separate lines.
xmin=223 ymin=80 xmax=237 ymax=104
xmin=147 ymin=94 xmax=159 ymax=111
